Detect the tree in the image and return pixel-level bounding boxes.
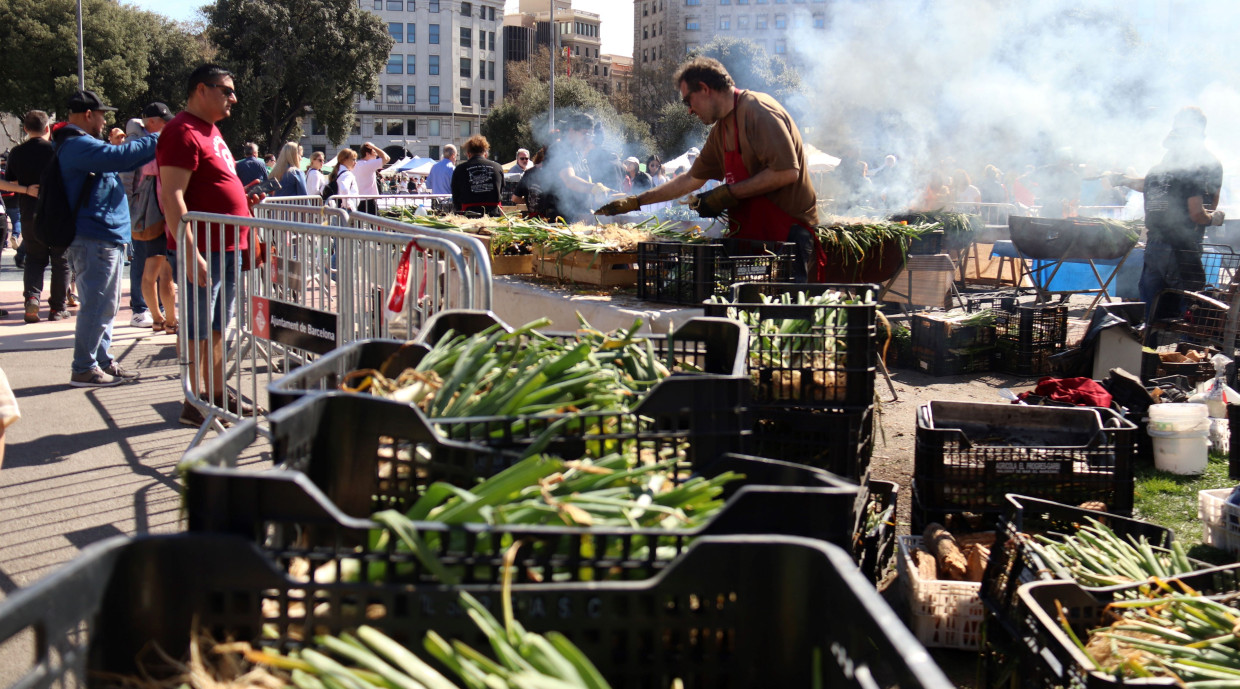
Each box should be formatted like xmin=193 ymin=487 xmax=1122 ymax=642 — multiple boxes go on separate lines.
xmin=205 ymin=0 xmax=393 ymax=152
xmin=652 ymin=101 xmax=708 ymax=158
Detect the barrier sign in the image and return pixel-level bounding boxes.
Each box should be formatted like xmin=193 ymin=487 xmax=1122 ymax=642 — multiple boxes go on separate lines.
xmin=251 ymin=296 xmax=339 ymax=355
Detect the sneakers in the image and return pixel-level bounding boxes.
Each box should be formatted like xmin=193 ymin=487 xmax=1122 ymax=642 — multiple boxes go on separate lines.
xmin=70 ymin=368 xmax=126 ymax=388
xmin=67 ymin=294 xmax=79 ymax=308
xmin=179 ymin=400 xmax=206 ymax=427
xmin=48 ymin=310 xmax=71 ymax=321
xmin=24 ymin=297 xmax=39 ymax=324
xmin=130 ymin=310 xmax=154 ymax=327
xmin=102 ymin=362 xmax=140 ymax=381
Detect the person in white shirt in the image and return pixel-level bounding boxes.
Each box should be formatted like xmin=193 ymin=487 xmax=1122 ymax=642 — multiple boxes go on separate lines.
xmin=352 ymin=142 xmax=390 ymax=215
xmin=305 ymin=151 xmax=326 ymax=196
xmin=327 ymin=148 xmax=359 ymax=210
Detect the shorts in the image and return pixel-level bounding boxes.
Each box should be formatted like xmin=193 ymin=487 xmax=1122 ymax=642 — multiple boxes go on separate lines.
xmin=137 ymin=234 xmax=168 ymax=257
xmin=172 ymin=250 xmax=237 ymax=340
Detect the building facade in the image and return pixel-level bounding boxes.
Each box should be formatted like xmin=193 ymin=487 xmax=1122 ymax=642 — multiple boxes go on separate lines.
xmin=633 ymin=0 xmax=829 ymax=71
xmin=300 ymin=0 xmax=506 ymax=161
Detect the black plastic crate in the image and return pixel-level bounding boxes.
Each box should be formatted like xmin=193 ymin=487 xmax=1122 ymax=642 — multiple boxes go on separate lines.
xmin=964 ymin=293 xmax=1019 ymax=314
xmin=907 ymin=230 xmax=945 ymax=255
xmin=746 ymin=405 xmax=874 ymax=481
xmin=980 ymin=495 xmax=1176 ymax=642
xmin=914 ymin=401 xmax=1138 ymax=519
xmin=993 ymin=338 xmax=1060 ymax=377
xmin=909 ymin=479 xmax=1005 ymax=535
xmin=269 ymin=309 xmax=747 ymax=412
xmin=1017 ymin=563 xmax=1240 ymax=689
xmin=912 ymin=344 xmax=994 ymax=376
xmin=185 ymin=444 xmax=867 ymax=586
xmin=854 ymin=479 xmax=899 ymax=583
xmin=637 ymin=238 xmax=797 ymax=305
xmin=701 ymin=282 xmax=877 ymax=408
xmin=0 ymin=534 xmax=955 ymax=689
xmin=993 ymin=304 xmax=1068 ymax=348
xmin=912 ymin=313 xmax=997 ymax=351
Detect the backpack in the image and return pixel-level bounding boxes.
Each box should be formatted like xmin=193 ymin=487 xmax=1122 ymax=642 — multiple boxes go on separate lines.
xmin=32 ymin=129 xmax=98 ymax=249
xmin=320 ymin=175 xmax=339 ymax=201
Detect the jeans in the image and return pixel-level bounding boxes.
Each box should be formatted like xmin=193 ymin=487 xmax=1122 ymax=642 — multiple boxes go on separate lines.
xmin=173 ymin=250 xmax=237 ymax=340
xmin=787 ymin=224 xmax=816 ymax=283
xmin=10 ymin=207 xmax=24 ymax=264
xmin=129 ymin=239 xmax=148 ymax=313
xmin=66 ymin=237 xmax=124 ymax=375
xmin=1140 ymin=239 xmax=1205 ymax=322
xmin=22 ymin=235 xmax=70 ymax=311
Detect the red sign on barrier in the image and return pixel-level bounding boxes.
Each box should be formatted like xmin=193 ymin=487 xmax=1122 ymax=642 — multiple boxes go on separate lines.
xmin=252 ymin=296 xmax=271 ymax=340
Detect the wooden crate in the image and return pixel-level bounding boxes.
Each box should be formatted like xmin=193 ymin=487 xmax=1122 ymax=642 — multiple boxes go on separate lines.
xmin=534 ymin=248 xmax=639 ymax=287
xmin=468 ymin=233 xmax=533 ymax=276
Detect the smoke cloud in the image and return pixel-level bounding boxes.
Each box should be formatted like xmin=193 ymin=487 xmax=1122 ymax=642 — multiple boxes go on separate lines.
xmin=783 ymin=0 xmax=1240 ymax=207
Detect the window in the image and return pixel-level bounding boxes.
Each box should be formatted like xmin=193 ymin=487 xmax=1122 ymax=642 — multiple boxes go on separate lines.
xmin=460 ymin=27 xmax=471 ymax=47
xmin=407 ymin=85 xmax=417 ymax=104
xmin=459 ymin=120 xmax=470 ymax=137
xmin=756 ymin=14 xmax=767 ymax=27
xmin=388 ymin=118 xmax=403 ymax=135
xmin=429 ymin=54 xmax=439 ymax=74
xmin=660 ymin=20 xmax=664 ymax=33
xmin=774 ymin=12 xmax=786 ymax=27
xmin=643 ymin=2 xmax=648 ymax=14
xmin=408 ymin=54 xmax=415 ymax=73
xmin=738 ymin=14 xmax=749 ymax=27
xmin=685 ymin=17 xmax=699 ymax=29
xmin=593 ymin=64 xmax=598 ymax=75
xmin=489 ymin=89 xmax=495 ymax=105
xmin=407 ymin=118 xmax=417 ymax=134
xmin=686 ymin=0 xmax=700 ymax=6
xmin=429 ymin=86 xmax=440 ymax=105
xmin=643 ymin=26 xmax=648 ymax=39
xmin=312 ymin=145 xmax=326 ymax=154
xmin=460 ymin=1 xmax=471 ymax=15
xmin=387 ymin=0 xmax=402 ymax=8
xmin=489 ymin=31 xmax=495 ymax=50
xmin=429 ymin=0 xmax=438 ymax=11
xmin=428 ymin=120 xmax=440 ymax=136
xmin=351 ymin=119 xmax=361 ymax=135
xmin=719 ymin=15 xmax=729 ymax=28
xmin=812 ymin=11 xmax=824 ymax=27
xmin=386 ymin=85 xmax=403 ymax=103
xmin=603 ymin=66 xmax=608 ymax=76
xmin=389 ymin=22 xmax=403 ymax=42
xmin=386 ymin=54 xmax=403 ymax=73
xmin=480 ymin=60 xmax=486 ymax=78
xmin=479 ymin=90 xmax=487 ymax=108
xmin=429 ymin=144 xmax=439 ymax=159
xmin=372 ymin=119 xmax=383 ymax=136
xmin=721 ymin=0 xmax=730 ymax=4
xmin=373 ymin=0 xmax=382 ymax=9
xmin=408 ymin=23 xmax=416 ymax=42
xmin=460 ymin=88 xmax=471 ymax=106
xmin=460 ymin=57 xmax=471 ymax=77
xmin=793 ymin=14 xmax=804 ymax=27
xmin=643 ymin=48 xmax=648 ymax=62
xmin=312 ymin=118 xmax=326 ymax=135
xmin=429 ymin=24 xmax=439 ymax=43
xmin=488 ymin=61 xmax=495 ymax=80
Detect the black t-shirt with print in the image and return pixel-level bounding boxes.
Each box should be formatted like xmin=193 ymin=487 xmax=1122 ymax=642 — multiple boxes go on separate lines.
xmin=1143 ymin=147 xmax=1223 ymax=248
xmin=450 ymin=155 xmax=504 ymax=216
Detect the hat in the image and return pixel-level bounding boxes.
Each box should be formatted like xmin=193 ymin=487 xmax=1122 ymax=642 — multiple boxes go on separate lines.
xmin=66 ymin=90 xmax=116 ymax=113
xmin=141 ymin=102 xmax=173 ymax=121
xmin=124 ymin=118 xmax=147 ymax=139
xmin=624 ymin=156 xmax=641 ymax=165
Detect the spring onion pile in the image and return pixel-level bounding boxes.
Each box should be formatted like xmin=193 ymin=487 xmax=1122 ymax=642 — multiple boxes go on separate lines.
xmin=1024 ymin=518 xmax=1203 ymax=587
xmin=343 ymin=316 xmax=686 ymax=419
xmin=1066 ymin=585 xmax=1240 ymax=683
xmin=815 ymin=218 xmax=937 ymax=266
xmin=889 ymin=210 xmax=981 ymax=246
xmin=707 ymin=289 xmax=874 ymax=402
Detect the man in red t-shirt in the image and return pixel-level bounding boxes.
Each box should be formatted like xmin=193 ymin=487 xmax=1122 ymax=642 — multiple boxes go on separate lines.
xmin=159 ymin=63 xmax=265 ymax=426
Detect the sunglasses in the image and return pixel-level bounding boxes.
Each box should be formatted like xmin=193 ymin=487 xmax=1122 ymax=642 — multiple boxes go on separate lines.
xmin=681 ymin=87 xmax=698 ymax=108
xmin=518 ymin=157 xmax=529 ymax=161
xmin=207 ymin=83 xmax=236 ymax=97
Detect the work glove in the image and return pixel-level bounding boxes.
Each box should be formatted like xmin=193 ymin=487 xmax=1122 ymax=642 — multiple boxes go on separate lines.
xmin=1212 ymin=209 xmax=1226 ymax=226
xmin=689 ymin=184 xmax=739 ymax=218
xmin=595 ymin=195 xmax=643 ymax=216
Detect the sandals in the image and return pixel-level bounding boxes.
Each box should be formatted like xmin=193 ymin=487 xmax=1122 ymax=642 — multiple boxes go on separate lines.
xmin=152 ymin=320 xmax=165 ymax=333
xmin=163 ymin=322 xmax=179 ymax=335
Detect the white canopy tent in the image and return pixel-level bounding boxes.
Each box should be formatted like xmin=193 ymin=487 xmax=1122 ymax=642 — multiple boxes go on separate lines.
xmin=805 ymin=144 xmax=841 ymax=172
xmin=380 ymin=157 xmax=413 ymax=177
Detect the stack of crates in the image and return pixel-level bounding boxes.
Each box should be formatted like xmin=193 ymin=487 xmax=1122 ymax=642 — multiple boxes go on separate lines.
xmin=993 ymin=304 xmax=1069 ymax=376
xmin=910 ymin=312 xmax=997 ymax=376
xmin=703 ymin=282 xmax=877 ymax=482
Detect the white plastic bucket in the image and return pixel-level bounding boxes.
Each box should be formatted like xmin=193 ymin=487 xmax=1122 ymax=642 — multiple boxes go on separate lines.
xmin=1148 ymin=403 xmax=1211 ymax=475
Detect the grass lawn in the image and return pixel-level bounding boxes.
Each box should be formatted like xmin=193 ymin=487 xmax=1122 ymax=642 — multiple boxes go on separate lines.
xmin=1133 ymin=450 xmax=1237 ymax=566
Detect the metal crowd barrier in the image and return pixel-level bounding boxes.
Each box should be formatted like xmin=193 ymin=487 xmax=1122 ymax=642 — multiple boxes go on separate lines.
xmin=254 ymin=197 xmax=348 ymax=227
xmin=174 ymin=210 xmax=481 ymax=449
xmin=328 ymin=194 xmax=452 ymax=215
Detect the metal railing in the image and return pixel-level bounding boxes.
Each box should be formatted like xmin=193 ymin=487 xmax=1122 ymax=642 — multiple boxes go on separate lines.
xmin=327 ymin=194 xmax=452 ymax=214
xmin=174 ymin=210 xmax=484 ymax=449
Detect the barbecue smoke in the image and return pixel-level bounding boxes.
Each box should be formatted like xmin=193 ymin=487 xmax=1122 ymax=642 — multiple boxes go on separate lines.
xmin=783 ymin=0 xmax=1240 ymax=207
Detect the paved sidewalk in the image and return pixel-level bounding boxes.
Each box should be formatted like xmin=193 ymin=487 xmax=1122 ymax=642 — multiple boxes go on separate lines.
xmin=0 ymin=246 xmax=207 ymax=592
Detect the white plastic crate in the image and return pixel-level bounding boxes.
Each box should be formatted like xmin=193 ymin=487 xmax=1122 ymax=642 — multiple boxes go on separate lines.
xmin=896 ymin=535 xmax=984 ymax=651
xmin=1199 ymin=488 xmax=1240 ymax=555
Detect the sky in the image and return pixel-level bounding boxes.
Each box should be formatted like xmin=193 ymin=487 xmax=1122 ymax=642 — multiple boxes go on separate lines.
xmin=124 ymin=0 xmax=635 ymax=56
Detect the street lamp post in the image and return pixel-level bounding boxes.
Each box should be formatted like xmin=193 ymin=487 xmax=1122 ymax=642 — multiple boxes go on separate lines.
xmin=549 ymin=2 xmax=556 ymax=129
xmin=76 ymin=0 xmax=85 ymax=90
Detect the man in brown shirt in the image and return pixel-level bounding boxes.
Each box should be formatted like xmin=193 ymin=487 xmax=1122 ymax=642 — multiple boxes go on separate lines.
xmin=597 ymin=57 xmax=824 ymax=280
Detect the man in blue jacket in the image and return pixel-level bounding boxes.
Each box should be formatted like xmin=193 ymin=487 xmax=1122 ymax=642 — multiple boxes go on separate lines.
xmin=59 ymin=90 xmax=160 ymax=387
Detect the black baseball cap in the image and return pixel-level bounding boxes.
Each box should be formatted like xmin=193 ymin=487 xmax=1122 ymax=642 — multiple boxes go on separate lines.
xmin=66 ymin=90 xmax=116 ymax=113
xmin=141 ymin=102 xmax=173 ymax=121
xmin=563 ymin=112 xmax=595 ymax=131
